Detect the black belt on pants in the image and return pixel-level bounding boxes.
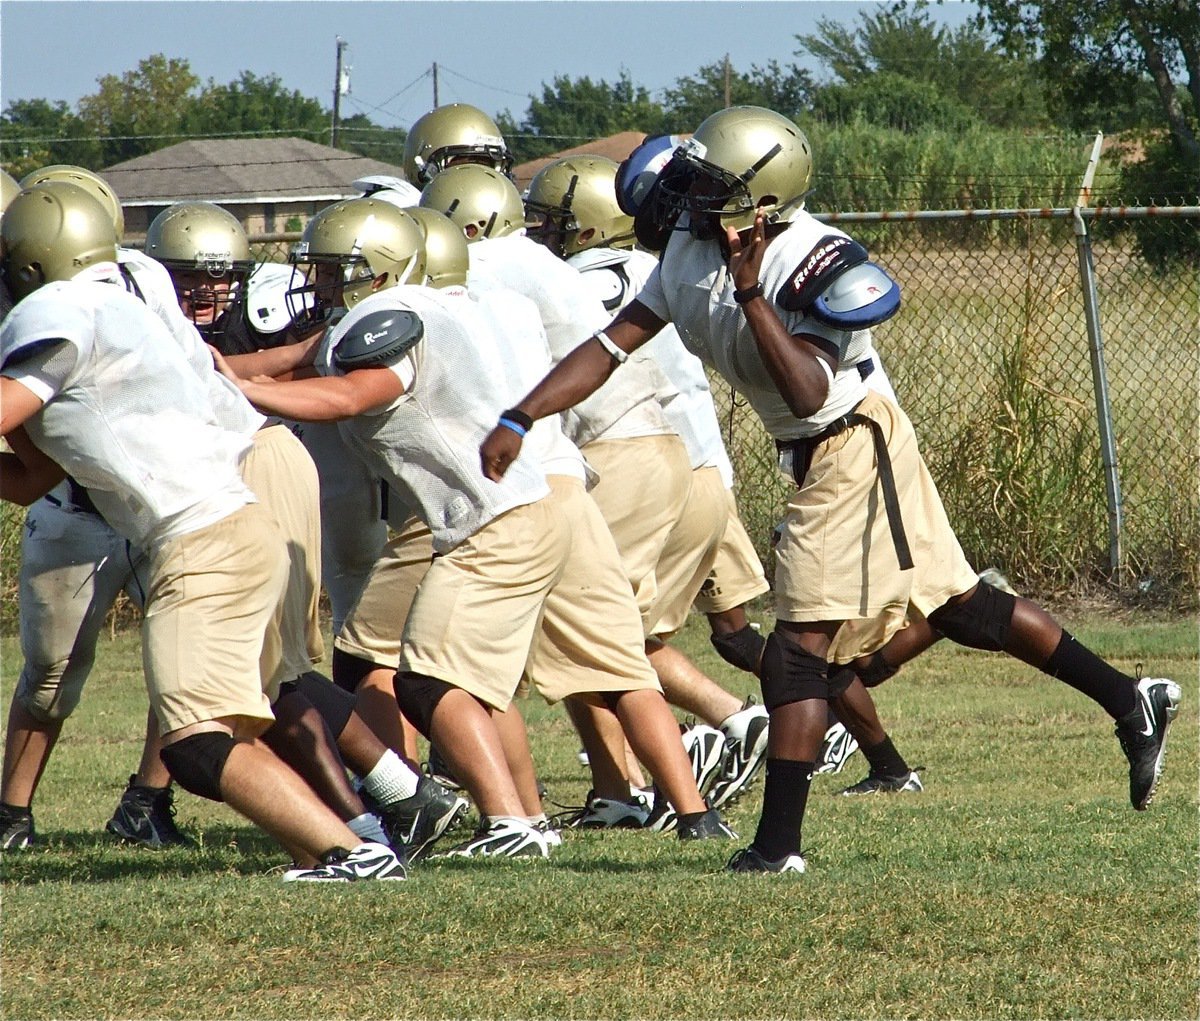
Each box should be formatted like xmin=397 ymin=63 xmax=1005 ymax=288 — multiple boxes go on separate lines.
xmin=776 ymin=406 xmax=914 ymax=571
xmin=44 ymin=477 xmax=100 ymax=516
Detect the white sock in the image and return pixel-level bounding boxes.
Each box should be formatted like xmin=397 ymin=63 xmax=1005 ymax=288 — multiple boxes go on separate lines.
xmin=347 ymin=813 xmax=389 ymax=845
xmin=361 ymin=749 xmax=419 ymax=804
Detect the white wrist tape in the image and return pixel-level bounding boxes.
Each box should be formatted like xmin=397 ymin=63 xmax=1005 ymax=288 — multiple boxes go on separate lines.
xmin=592 ymin=330 xmax=628 ymax=364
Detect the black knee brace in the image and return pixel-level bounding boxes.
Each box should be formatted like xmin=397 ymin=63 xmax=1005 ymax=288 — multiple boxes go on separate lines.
xmin=394 ymin=671 xmax=454 ymax=737
xmin=827 ymin=665 xmax=857 ymax=698
xmin=159 ymin=731 xmax=235 ymax=802
xmin=293 ymin=671 xmax=356 ymax=739
xmin=759 ymin=633 xmax=831 ymax=711
xmin=927 ymin=580 xmax=1016 ymax=652
xmin=710 ymin=624 xmax=767 ymax=675
xmin=856 ymin=651 xmax=899 ymax=689
xmin=331 ymin=647 xmax=377 ymax=694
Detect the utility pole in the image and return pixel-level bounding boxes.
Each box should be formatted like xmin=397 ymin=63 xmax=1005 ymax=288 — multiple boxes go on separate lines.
xmin=724 ymin=53 xmax=731 ymax=108
xmin=331 ymin=37 xmax=349 ymax=147
xmin=433 ymin=62 xmax=439 ymax=107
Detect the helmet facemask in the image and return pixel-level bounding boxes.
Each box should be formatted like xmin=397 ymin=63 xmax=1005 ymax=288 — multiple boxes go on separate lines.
xmin=167 ymin=257 xmax=253 ymax=341
xmin=524 ymin=174 xmax=581 ymax=258
xmin=654 ymin=137 xmax=787 ymax=241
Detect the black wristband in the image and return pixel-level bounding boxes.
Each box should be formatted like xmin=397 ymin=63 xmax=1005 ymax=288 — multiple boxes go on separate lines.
xmin=733 ymin=282 xmax=764 ymax=305
xmin=499 ymin=407 xmax=534 ymax=431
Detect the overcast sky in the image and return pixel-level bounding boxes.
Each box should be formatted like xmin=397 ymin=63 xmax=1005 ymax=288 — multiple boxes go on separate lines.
xmin=2 ymin=0 xmax=979 ymax=133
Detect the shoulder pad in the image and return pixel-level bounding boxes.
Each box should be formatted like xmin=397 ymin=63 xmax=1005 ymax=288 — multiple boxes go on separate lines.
xmin=776 ymin=234 xmax=868 ymax=312
xmin=808 ymin=262 xmax=901 ymax=330
xmin=333 ymin=309 xmax=424 ymax=371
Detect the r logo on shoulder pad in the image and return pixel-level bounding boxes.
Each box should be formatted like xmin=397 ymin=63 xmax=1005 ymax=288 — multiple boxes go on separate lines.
xmin=334 ymin=309 xmax=424 ymax=371
xmin=777 ymin=235 xmax=869 ymax=312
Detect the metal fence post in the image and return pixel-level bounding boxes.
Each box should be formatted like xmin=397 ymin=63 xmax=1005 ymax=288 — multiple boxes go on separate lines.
xmin=1072 ymin=136 xmax=1124 ymax=578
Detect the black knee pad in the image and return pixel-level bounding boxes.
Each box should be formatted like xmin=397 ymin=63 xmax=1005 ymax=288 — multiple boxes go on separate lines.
xmin=827 ymin=665 xmax=856 ymax=698
xmin=331 ymin=647 xmax=377 ymax=694
xmin=759 ymin=633 xmax=830 ymax=711
xmin=856 ymin=651 xmax=899 ymax=689
xmin=710 ymin=624 xmax=767 ymax=675
xmin=159 ymin=731 xmax=235 ymax=802
xmin=394 ymin=671 xmax=454 ymax=737
xmin=928 ymin=581 xmax=1016 ymax=652
xmin=294 ymin=671 xmax=356 ymax=739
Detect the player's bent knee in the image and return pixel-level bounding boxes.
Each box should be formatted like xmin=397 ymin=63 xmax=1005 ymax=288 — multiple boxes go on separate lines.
xmin=159 ymin=731 xmax=236 ymax=802
xmin=927 ymin=581 xmax=1015 ymax=652
xmin=710 ymin=624 xmax=767 ymax=674
xmin=394 ymin=671 xmax=454 ymax=737
xmin=17 ymin=669 xmax=85 ymax=723
xmin=759 ymin=633 xmax=829 ymax=711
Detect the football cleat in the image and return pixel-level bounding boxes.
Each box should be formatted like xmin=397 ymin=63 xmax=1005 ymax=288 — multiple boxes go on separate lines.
xmin=676 ymin=807 xmax=737 ymax=841
xmin=553 ymin=789 xmax=651 ymax=830
xmin=725 ymin=846 xmax=807 ymax=874
xmin=641 ymin=786 xmax=677 ymax=833
xmin=1115 ymin=676 xmax=1181 ymax=810
xmin=708 ymin=700 xmax=770 ymax=808
xmin=377 ymin=774 xmax=470 ymax=863
xmin=283 ymin=842 xmax=407 ymax=882
xmin=682 ymin=722 xmax=727 ymax=797
xmin=105 ymin=776 xmax=192 ymax=848
xmin=839 ymin=770 xmax=924 ymax=796
xmin=437 ymin=817 xmax=550 ymax=859
xmin=0 ymin=804 xmax=34 ymax=851
xmin=815 ymin=721 xmax=860 ymax=775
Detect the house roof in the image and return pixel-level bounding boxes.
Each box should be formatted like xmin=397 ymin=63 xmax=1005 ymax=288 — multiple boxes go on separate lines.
xmin=512 ymin=131 xmax=650 ymax=189
xmin=102 ymin=137 xmax=408 ymax=206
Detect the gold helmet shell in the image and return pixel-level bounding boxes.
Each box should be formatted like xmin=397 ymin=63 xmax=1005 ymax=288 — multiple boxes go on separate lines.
xmin=20 ymin=164 xmax=125 ymax=239
xmin=1 ymin=181 xmax=119 ymax=300
xmin=419 ymin=165 xmax=526 ymax=245
xmin=404 ymin=207 xmax=469 ymax=290
xmin=402 ymin=103 xmax=512 ymax=187
xmin=525 ymin=155 xmax=635 ymax=258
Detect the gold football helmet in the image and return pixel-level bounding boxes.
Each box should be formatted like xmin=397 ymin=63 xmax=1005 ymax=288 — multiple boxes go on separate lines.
xmin=524 ymin=156 xmax=635 ymax=258
xmin=404 ymin=207 xmax=469 ymax=290
xmin=0 ymin=170 xmax=20 ymax=214
xmin=20 ymin=164 xmax=125 ymax=239
xmin=287 ymin=199 xmax=426 ymax=326
xmin=653 ymin=106 xmax=812 ymax=240
xmin=1 ymin=182 xmax=119 ymax=300
xmin=402 ymin=103 xmax=513 ymax=187
xmin=419 ymin=165 xmax=526 ymax=245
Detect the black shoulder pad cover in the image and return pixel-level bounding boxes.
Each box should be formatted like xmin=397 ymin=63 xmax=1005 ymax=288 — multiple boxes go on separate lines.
xmin=333 ymin=309 xmax=424 ymax=371
xmin=775 ymin=234 xmax=869 ymax=312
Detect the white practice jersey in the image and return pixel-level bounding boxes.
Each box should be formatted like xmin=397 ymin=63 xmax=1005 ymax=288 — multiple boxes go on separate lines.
xmin=637 ymin=209 xmax=877 ymax=441
xmin=468 ymin=232 xmax=675 ymax=446
xmin=119 ymin=248 xmax=265 ymax=438
xmin=0 ymin=278 xmax=255 ymax=550
xmin=570 ymin=245 xmax=733 ymax=483
xmin=318 ymin=286 xmax=551 ymax=553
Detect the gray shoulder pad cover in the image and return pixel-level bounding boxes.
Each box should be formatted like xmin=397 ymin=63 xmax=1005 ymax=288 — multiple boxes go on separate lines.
xmin=333 ymin=309 xmax=424 ymax=371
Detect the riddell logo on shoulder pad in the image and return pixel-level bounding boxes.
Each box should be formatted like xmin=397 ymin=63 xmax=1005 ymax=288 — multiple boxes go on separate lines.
xmin=791 ymin=237 xmax=851 ymax=290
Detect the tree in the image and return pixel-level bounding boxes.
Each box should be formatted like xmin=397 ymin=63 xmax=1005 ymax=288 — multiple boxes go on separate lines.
xmin=973 ymin=0 xmax=1199 ymax=159
xmin=186 ymin=71 xmax=327 ymax=141
xmin=0 ymin=98 xmax=102 ymax=177
xmin=497 ymin=73 xmax=666 ymax=163
xmin=336 ymin=113 xmax=407 ymax=165
xmin=78 ymin=54 xmax=200 ymax=164
xmin=797 ymin=3 xmax=1048 ymax=129
xmin=660 ymin=59 xmax=815 ymax=131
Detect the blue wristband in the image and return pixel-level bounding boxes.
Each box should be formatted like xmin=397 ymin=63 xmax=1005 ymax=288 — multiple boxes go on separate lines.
xmin=498 ymin=416 xmax=528 ymax=438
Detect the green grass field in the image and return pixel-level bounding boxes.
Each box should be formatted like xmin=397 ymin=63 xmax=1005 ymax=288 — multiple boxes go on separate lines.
xmin=1 ymin=612 xmax=1196 ymax=1020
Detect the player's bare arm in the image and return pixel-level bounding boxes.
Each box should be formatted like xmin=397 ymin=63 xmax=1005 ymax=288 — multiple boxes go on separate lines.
xmin=479 ymin=301 xmax=666 ymax=481
xmin=218 ymin=326 xmax=325 ymax=381
xmin=233 ymin=367 xmax=404 ymax=424
xmin=727 ymin=214 xmax=834 ymax=420
xmin=0 ymin=422 xmax=66 ymax=505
